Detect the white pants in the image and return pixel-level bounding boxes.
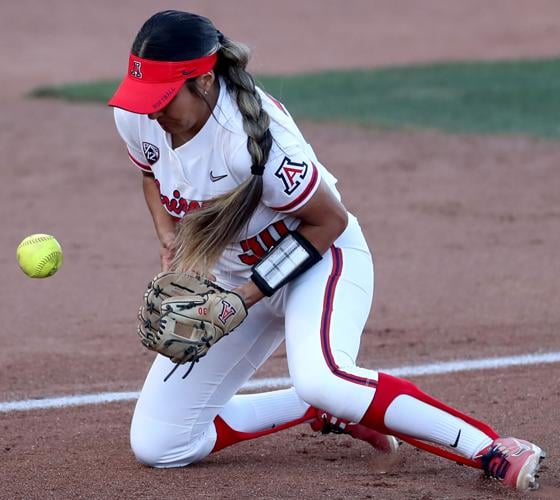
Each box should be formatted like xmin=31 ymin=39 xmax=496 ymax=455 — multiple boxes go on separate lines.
xmin=131 ymin=215 xmax=381 ymax=466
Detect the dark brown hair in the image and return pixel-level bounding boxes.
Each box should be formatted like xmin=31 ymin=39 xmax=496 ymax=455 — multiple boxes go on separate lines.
xmin=132 ymin=10 xmax=272 ymax=273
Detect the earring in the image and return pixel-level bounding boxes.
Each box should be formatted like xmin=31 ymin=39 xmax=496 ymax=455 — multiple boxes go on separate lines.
xmin=204 ymin=90 xmax=208 ymax=96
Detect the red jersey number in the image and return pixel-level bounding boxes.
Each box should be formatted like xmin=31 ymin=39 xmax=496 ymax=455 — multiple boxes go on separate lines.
xmin=238 ymin=220 xmax=290 ymax=265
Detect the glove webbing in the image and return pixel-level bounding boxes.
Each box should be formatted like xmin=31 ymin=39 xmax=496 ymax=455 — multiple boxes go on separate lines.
xmin=140 ymin=300 xmax=200 ymax=382
xmin=155 ymin=304 xmax=214 ymax=383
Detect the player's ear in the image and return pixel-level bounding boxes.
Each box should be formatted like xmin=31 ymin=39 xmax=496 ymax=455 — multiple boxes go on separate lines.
xmin=197 ymin=71 xmax=215 ymax=96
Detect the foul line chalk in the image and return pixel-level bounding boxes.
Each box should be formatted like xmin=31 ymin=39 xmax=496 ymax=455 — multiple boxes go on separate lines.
xmin=1 ymin=351 xmax=560 ymax=413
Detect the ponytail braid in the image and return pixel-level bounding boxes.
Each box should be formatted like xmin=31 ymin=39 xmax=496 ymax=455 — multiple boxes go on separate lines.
xmin=172 ymin=35 xmax=273 ymax=274
xmin=217 ymin=35 xmax=273 ymax=174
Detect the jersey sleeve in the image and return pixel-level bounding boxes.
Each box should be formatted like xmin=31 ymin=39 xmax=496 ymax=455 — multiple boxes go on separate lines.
xmin=228 ymin=139 xmax=321 ymax=213
xmin=113 ymin=108 xmax=152 ymax=173
xmin=260 ymin=145 xmax=321 ymax=213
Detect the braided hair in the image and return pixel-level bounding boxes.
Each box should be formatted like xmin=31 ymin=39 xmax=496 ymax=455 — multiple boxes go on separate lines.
xmin=132 ymin=11 xmax=273 ymax=273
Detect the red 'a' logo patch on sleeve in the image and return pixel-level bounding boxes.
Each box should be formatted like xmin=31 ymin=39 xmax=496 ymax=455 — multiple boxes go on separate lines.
xmin=274 ymin=157 xmax=308 ymax=195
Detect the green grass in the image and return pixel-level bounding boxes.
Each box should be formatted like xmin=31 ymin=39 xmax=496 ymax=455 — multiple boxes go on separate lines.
xmin=30 ymin=58 xmax=560 ymax=137
xmin=31 ymin=80 xmax=119 ymax=104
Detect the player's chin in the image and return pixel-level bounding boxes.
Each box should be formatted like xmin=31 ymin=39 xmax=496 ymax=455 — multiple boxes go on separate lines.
xmin=156 ymin=119 xmax=177 ymax=133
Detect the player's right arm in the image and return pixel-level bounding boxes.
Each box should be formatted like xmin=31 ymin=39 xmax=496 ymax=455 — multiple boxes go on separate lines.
xmin=142 ymin=171 xmax=177 ymax=271
xmin=113 ymin=108 xmax=177 ymax=271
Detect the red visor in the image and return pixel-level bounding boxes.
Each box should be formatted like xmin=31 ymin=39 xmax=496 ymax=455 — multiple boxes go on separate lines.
xmin=108 ymin=53 xmax=218 ymax=114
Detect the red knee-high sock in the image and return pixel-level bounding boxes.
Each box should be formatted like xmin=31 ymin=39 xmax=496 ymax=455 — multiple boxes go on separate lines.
xmin=360 ymin=372 xmax=499 ymax=467
xmin=212 ymin=406 xmax=316 ymax=453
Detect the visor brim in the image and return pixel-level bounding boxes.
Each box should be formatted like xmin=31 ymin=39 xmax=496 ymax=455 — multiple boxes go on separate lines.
xmin=108 ymin=76 xmax=186 ymax=114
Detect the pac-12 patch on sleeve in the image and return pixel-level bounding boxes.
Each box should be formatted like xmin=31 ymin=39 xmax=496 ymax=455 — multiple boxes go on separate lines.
xmin=268 ymin=156 xmax=320 ymax=213
xmin=142 ymin=142 xmax=160 ymax=166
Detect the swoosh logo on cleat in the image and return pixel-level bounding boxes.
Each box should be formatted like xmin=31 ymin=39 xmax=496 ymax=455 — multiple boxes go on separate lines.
xmin=450 ymin=429 xmax=461 ymax=448
xmin=210 ymin=171 xmax=228 ymax=182
xmin=512 ymin=443 xmax=530 ymax=456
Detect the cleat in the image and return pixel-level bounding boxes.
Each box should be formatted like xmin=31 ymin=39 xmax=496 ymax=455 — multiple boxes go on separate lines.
xmin=310 ymin=410 xmax=400 ymax=454
xmin=477 ymin=437 xmax=546 ymax=491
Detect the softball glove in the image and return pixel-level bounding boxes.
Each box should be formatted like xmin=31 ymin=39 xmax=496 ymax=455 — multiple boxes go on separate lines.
xmin=138 ymin=271 xmax=247 ymax=365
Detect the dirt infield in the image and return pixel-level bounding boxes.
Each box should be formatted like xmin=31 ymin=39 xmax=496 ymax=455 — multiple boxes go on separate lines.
xmin=1 ymin=1 xmax=560 ymax=498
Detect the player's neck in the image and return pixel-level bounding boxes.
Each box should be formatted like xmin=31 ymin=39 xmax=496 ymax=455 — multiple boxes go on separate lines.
xmin=171 ymin=133 xmax=190 ymax=149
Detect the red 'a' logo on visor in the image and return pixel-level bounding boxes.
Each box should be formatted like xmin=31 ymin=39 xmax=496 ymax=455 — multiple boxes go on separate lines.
xmin=131 ymin=61 xmax=143 ymax=79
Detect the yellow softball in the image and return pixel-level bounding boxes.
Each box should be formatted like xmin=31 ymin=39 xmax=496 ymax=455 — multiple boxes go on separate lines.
xmin=16 ymin=234 xmax=64 ymax=278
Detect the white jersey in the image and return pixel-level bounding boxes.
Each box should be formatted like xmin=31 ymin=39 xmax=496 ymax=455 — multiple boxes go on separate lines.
xmin=114 ymin=79 xmax=339 ymax=281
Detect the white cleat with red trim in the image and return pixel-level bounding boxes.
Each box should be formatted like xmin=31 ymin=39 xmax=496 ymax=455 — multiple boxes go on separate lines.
xmin=477 ymin=437 xmax=546 ymax=491
xmin=310 ymin=411 xmax=400 ymax=454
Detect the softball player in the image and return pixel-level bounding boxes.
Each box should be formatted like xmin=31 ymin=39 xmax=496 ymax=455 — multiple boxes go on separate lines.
xmin=109 ymin=10 xmax=545 ymax=490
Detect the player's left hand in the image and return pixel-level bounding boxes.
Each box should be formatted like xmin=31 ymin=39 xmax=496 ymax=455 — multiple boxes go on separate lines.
xmin=138 ymin=271 xmax=247 ymax=364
